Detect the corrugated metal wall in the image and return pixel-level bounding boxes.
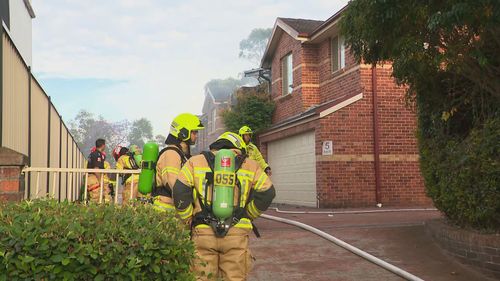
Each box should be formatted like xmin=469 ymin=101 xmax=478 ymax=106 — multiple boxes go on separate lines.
xmin=1 ymin=26 xmax=85 ymax=201
xmin=1 ymin=30 xmax=29 ymax=155
xmin=60 ymin=127 xmax=68 ymax=200
xmin=67 ymin=138 xmax=74 ymax=200
xmin=49 ymin=107 xmax=60 ymax=196
xmin=30 ymin=79 xmax=49 ymax=198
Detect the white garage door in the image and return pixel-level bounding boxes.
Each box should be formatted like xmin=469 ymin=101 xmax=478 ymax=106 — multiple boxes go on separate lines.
xmin=267 ymin=131 xmax=317 ymax=207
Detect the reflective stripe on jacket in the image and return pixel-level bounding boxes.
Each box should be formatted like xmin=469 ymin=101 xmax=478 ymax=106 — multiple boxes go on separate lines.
xmin=247 ymin=143 xmax=269 ymax=171
xmin=173 ymin=150 xmax=276 ymax=230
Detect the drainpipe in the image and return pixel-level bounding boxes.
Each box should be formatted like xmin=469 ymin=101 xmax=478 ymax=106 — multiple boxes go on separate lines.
xmin=258 ymin=69 xmax=272 ymax=94
xmin=371 ymin=65 xmax=382 ymax=206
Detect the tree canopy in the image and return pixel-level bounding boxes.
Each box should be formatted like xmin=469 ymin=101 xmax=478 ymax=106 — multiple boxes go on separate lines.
xmin=69 ymin=110 xmax=155 ymax=164
xmin=205 ymin=77 xmax=242 ymax=96
xmin=128 ymin=118 xmax=154 ymax=148
xmin=239 ymin=28 xmax=273 ymax=66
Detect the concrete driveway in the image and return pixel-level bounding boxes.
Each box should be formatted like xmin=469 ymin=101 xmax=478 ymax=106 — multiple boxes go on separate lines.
xmin=248 ymin=207 xmax=492 ymax=281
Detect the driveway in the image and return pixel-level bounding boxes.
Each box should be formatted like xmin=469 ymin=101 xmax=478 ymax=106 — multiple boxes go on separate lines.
xmin=248 ymin=207 xmax=491 ymax=281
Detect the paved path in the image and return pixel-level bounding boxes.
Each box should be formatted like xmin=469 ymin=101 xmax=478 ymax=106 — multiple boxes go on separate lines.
xmin=248 ymin=208 xmax=492 ymax=281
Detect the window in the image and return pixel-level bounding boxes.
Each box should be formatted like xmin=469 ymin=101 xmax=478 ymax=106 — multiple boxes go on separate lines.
xmin=281 ymin=53 xmax=293 ymax=95
xmin=211 ymin=109 xmax=217 ymax=132
xmin=331 ymin=35 xmax=346 ymax=72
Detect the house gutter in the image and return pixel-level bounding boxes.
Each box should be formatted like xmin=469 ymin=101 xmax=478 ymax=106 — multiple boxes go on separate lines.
xmin=23 ymin=0 xmax=36 ymax=18
xmin=372 ymin=66 xmax=382 ymax=205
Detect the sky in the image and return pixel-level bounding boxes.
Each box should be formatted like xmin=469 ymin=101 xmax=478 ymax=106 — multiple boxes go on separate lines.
xmin=32 ymin=0 xmax=349 ymax=136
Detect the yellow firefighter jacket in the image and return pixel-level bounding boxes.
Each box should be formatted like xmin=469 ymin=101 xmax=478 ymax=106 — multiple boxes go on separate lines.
xmin=116 ymin=154 xmax=139 ymax=185
xmin=153 ymin=145 xmax=187 ymax=212
xmin=247 ymin=142 xmax=269 ymax=171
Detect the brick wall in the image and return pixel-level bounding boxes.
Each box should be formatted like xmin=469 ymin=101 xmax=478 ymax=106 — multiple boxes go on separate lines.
xmin=300 ymin=44 xmax=320 ymax=109
xmin=315 ymin=89 xmax=376 ymax=207
xmin=426 ymin=219 xmax=500 ymax=279
xmin=0 ymin=147 xmax=28 ymax=202
xmin=360 ymin=66 xmax=431 ymax=206
xmin=270 ymin=32 xmax=304 ymax=123
xmin=318 ymin=40 xmax=360 ymax=103
xmin=264 ymin=27 xmax=430 ymax=207
xmin=314 ymin=66 xmax=430 ymax=207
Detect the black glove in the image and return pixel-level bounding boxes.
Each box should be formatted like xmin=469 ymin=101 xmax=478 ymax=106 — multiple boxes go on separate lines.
xmin=108 ymin=183 xmax=115 ymax=196
xmin=264 ymin=167 xmax=272 ymax=176
xmin=233 ymin=207 xmax=250 ymax=222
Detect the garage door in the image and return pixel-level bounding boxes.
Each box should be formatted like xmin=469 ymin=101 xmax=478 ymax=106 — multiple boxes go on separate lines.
xmin=267 ymin=131 xmax=317 ymax=207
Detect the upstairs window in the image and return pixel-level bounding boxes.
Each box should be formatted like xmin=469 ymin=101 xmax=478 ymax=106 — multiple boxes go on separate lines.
xmin=281 ymin=53 xmax=293 ymax=95
xmin=331 ymin=35 xmax=345 ymax=72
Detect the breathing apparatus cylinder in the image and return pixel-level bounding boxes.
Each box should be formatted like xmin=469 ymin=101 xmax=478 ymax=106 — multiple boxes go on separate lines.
xmin=212 ymin=149 xmax=236 ymax=220
xmin=138 ymin=142 xmax=159 ymax=195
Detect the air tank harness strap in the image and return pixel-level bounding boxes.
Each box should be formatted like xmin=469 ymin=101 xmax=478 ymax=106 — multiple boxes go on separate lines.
xmin=151 ymin=145 xmax=187 ymax=198
xmin=190 ymin=151 xmax=260 ymax=238
xmin=122 ymin=153 xmax=140 ymax=184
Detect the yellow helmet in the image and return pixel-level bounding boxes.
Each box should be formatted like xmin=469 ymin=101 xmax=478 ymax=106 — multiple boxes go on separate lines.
xmin=129 ymin=144 xmax=141 ymax=155
xmin=170 ymin=113 xmax=204 ymax=141
xmin=238 ymin=125 xmax=253 ymax=136
xmin=216 ymin=132 xmax=247 ymax=154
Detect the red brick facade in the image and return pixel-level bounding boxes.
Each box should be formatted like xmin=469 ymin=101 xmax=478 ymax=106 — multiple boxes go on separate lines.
xmin=270 ymin=32 xmax=305 ymax=122
xmin=0 ymin=147 xmax=28 ymax=202
xmin=259 ymin=15 xmax=432 ymax=207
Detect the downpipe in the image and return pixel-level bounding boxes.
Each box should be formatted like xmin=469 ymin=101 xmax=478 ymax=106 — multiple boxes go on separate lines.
xmin=261 ymin=214 xmax=425 ymax=281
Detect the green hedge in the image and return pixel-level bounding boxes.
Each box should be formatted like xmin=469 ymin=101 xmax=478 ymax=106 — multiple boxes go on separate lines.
xmin=419 ymin=117 xmax=500 ymax=230
xmin=0 ymin=200 xmax=195 ymax=280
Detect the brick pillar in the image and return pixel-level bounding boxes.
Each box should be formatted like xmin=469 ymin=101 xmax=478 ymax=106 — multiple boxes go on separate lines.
xmin=0 ymin=147 xmax=29 ymax=202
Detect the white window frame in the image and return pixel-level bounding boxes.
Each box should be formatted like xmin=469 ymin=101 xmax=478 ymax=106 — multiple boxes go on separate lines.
xmin=281 ymin=53 xmax=293 ymax=95
xmin=331 ymin=35 xmax=346 ymax=72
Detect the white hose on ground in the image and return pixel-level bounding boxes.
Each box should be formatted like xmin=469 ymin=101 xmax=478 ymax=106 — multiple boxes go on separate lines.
xmin=270 ymin=207 xmax=437 ymax=215
xmin=261 ymin=214 xmax=425 ymax=281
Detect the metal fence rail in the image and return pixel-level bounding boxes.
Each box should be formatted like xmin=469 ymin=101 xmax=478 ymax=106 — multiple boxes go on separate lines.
xmin=22 ymin=167 xmax=141 ymax=204
xmin=1 ymin=23 xmax=86 ymax=199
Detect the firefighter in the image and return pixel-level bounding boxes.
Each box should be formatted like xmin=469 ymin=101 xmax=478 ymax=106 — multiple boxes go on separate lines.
xmin=173 ymin=132 xmax=276 ymax=281
xmin=152 ymin=113 xmax=204 ymax=212
xmin=239 ymin=125 xmax=272 ymax=176
xmin=113 ymin=146 xmax=140 ymax=204
xmin=102 ymin=160 xmax=115 ymax=202
xmin=86 ymin=139 xmax=112 ymax=202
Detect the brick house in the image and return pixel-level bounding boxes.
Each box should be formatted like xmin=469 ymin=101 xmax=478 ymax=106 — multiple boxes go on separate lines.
xmin=197 ymin=83 xmax=235 ymax=151
xmin=257 ymin=8 xmax=432 ymax=208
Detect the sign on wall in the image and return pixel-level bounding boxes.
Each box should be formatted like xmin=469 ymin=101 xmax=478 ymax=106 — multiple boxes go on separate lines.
xmin=322 ymin=141 xmax=333 ymax=155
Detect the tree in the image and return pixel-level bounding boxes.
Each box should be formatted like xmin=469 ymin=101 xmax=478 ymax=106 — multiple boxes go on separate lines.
xmin=341 ymin=0 xmax=500 ymax=229
xmin=155 ymin=134 xmax=167 ymax=148
xmin=221 ymin=84 xmax=275 ymax=137
xmin=128 ymin=118 xmax=154 ymax=147
xmin=69 ymin=111 xmax=157 ymax=165
xmin=205 ymin=78 xmax=242 ymax=94
xmin=239 ymin=28 xmax=272 ymax=66
xmin=69 ymin=110 xmax=120 ymax=158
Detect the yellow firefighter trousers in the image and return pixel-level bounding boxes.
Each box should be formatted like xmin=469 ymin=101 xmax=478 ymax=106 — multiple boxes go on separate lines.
xmin=191 ymin=227 xmax=254 ymax=281
xmin=87 ymin=174 xmax=111 ymax=203
xmin=122 ymin=182 xmax=139 ymax=205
